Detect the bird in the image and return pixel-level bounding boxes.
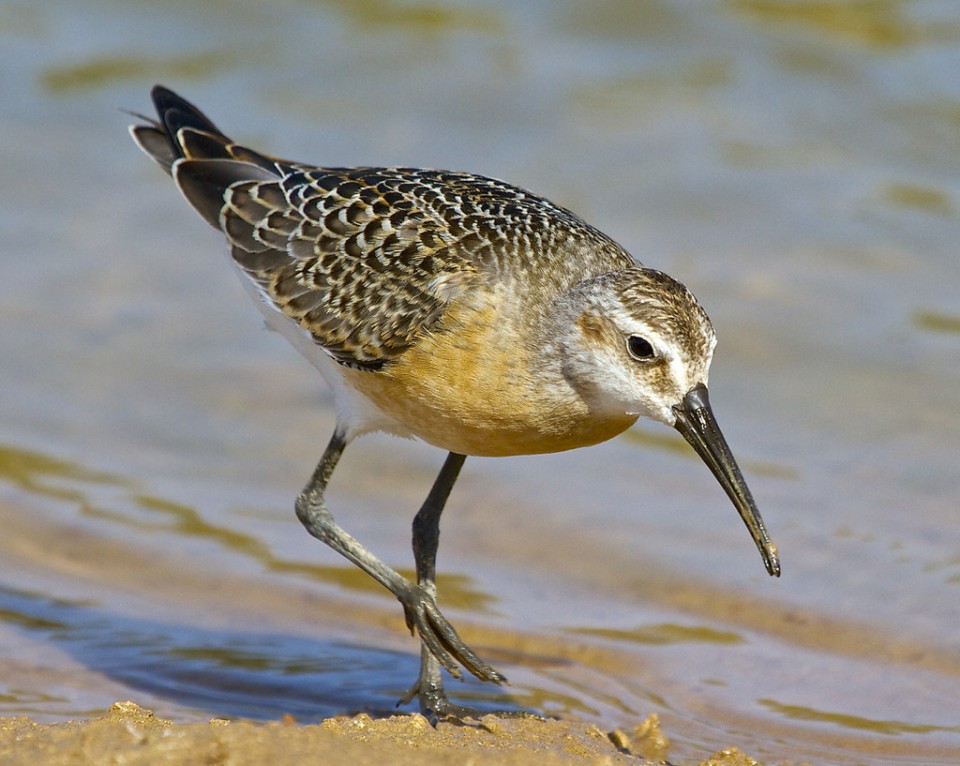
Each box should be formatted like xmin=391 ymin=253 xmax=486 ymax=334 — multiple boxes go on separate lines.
xmin=129 ymin=85 xmax=780 ymax=721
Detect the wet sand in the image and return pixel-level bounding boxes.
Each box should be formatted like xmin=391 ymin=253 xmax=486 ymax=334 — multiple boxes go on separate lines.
xmin=0 ymin=701 xmax=765 ymax=766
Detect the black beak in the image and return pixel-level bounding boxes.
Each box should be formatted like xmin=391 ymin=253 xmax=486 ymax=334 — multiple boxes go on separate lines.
xmin=673 ymin=384 xmax=780 ymax=577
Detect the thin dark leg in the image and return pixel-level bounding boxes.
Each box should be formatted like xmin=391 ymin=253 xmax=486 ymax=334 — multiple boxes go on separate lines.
xmin=412 ymin=452 xmax=467 ymax=598
xmin=399 ymin=453 xmax=506 ymax=718
xmin=295 ymin=432 xmax=504 ymax=699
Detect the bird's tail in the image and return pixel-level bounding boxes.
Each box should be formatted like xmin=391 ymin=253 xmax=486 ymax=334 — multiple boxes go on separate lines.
xmin=129 ymin=85 xmax=286 ymax=229
xmin=129 ymin=85 xmax=282 ymax=174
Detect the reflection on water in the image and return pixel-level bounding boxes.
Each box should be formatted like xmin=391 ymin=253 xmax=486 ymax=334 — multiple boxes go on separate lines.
xmin=3 ymin=0 xmax=960 ymax=763
xmin=0 ymin=581 xmax=635 ymax=723
xmin=326 ymin=0 xmax=501 ymax=33
xmin=0 ymin=585 xmax=425 ymax=720
xmin=620 ymin=427 xmax=799 ymax=480
xmin=881 ymin=182 xmax=953 ymax=216
xmin=569 ymin=623 xmax=744 ymax=646
xmin=731 ymin=0 xmax=960 ymax=48
xmin=2 ymin=437 xmax=958 ymax=757
xmin=0 ymin=443 xmax=495 ymax=613
xmin=759 ymin=698 xmax=960 ymax=738
xmin=0 ymin=444 xmax=131 ymax=500
xmin=40 ymin=52 xmax=232 ymax=95
xmin=912 ymin=310 xmax=960 ymax=335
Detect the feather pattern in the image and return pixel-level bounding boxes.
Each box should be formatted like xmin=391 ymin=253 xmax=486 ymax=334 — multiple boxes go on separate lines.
xmin=130 ymin=86 xmax=635 ymax=371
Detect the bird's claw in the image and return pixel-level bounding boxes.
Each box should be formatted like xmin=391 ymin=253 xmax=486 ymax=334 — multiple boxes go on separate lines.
xmin=399 ymin=584 xmax=506 ymax=685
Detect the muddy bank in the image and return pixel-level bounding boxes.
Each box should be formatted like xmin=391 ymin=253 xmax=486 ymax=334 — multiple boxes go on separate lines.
xmin=0 ymin=701 xmax=761 ymax=766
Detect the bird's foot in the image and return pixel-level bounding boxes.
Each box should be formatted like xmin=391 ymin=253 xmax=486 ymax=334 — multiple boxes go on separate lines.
xmin=397 ymin=584 xmax=506 ymax=685
xmin=398 ymin=677 xmax=541 ymax=726
xmin=397 ymin=677 xmax=479 ymax=723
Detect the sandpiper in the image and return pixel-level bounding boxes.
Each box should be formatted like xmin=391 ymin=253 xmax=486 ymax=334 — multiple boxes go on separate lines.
xmin=130 ymin=85 xmax=779 ymax=720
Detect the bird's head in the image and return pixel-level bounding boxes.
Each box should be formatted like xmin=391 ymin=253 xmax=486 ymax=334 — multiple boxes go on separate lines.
xmin=554 ymin=267 xmax=780 ymax=576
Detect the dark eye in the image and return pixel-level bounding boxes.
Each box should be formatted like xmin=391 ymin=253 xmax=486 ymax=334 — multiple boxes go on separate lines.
xmin=627 ymin=335 xmax=655 ymax=360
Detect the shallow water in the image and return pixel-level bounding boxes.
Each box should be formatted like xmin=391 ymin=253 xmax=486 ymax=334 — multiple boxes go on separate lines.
xmin=2 ymin=1 xmax=960 ymax=763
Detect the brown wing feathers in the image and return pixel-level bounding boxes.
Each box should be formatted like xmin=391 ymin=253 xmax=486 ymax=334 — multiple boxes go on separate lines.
xmin=131 ymin=86 xmax=463 ymax=370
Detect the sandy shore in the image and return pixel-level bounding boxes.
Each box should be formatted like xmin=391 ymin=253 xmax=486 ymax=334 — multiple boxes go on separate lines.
xmin=0 ymin=702 xmax=762 ymax=766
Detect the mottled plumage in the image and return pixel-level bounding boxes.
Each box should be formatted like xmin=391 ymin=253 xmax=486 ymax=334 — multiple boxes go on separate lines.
xmin=130 ymin=86 xmax=778 ymax=721
xmin=133 ymin=91 xmax=634 ymax=373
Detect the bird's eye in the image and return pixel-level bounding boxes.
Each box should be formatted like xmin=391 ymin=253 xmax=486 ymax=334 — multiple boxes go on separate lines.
xmin=627 ymin=335 xmax=655 ymax=360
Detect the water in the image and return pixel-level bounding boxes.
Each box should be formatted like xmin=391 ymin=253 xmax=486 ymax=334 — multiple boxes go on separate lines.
xmin=2 ymin=1 xmax=960 ymax=763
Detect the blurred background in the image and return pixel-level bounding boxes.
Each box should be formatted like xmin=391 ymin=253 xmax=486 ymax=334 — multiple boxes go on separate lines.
xmin=2 ymin=1 xmax=959 ymax=763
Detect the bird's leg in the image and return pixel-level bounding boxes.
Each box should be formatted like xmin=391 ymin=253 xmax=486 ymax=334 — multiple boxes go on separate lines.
xmin=295 ymin=430 xmax=409 ymax=598
xmin=398 ymin=453 xmax=507 ymax=719
xmin=295 ymin=433 xmax=505 ymax=706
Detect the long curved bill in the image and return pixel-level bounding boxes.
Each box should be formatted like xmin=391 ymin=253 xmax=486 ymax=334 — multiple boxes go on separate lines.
xmin=673 ymin=384 xmax=780 ymax=577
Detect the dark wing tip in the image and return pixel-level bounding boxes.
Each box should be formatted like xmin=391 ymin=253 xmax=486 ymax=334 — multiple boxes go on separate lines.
xmin=150 ymin=85 xmax=223 ymax=137
xmin=173 ymin=158 xmax=279 ymax=229
xmin=129 ymin=123 xmax=177 ymax=173
xmin=129 ymin=85 xmax=232 ymax=169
